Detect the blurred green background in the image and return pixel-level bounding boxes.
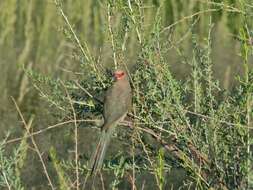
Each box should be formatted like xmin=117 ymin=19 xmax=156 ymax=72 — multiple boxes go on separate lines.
xmin=0 ymin=0 xmax=252 ymax=189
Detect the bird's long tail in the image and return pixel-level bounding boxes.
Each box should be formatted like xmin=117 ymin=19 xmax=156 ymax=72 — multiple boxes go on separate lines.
xmin=89 ymin=124 xmax=115 ymax=176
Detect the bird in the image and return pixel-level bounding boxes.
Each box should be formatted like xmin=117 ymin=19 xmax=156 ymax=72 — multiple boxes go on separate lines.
xmin=89 ymin=69 xmax=132 ymax=176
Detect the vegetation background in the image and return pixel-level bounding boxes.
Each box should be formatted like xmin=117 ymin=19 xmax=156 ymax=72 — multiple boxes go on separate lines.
xmin=0 ymin=0 xmax=252 ymax=189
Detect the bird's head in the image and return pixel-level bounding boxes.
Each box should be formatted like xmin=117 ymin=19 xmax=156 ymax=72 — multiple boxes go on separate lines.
xmin=113 ymin=70 xmax=126 ymax=81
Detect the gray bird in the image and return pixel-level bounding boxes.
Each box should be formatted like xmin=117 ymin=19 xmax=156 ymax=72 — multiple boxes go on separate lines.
xmin=90 ymin=69 xmax=132 ymax=176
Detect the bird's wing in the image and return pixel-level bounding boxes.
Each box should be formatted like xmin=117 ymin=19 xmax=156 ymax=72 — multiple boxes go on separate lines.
xmin=102 ymin=82 xmax=131 ymax=131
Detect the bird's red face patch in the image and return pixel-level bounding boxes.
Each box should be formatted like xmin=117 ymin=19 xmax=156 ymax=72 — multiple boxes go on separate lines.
xmin=114 ymin=70 xmax=125 ymax=80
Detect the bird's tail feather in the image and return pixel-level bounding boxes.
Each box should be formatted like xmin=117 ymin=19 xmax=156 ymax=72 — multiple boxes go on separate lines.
xmin=89 ymin=124 xmax=115 ymax=176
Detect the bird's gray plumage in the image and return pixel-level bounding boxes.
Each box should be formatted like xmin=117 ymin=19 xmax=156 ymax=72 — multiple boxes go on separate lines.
xmin=90 ymin=70 xmax=132 ymax=176
xmin=103 ymin=75 xmax=132 ymax=131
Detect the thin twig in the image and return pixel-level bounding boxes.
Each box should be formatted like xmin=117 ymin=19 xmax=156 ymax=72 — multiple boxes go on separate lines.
xmin=61 ymin=81 xmax=79 ymax=190
xmin=133 ymin=125 xmax=210 ymax=186
xmin=161 ymin=9 xmax=218 ymax=33
xmin=107 ymin=3 xmax=117 ymax=69
xmin=54 ymin=0 xmax=90 ymax=62
xmin=184 ymin=109 xmax=243 ymax=126
xmin=136 ymin=131 xmax=160 ymax=187
xmin=127 ymin=0 xmax=142 ymax=44
xmin=74 ymin=80 xmax=104 ymax=104
xmin=127 ymin=173 xmax=137 ymax=190
xmin=197 ymin=0 xmax=246 ymax=14
xmin=4 ymin=119 xmax=99 ymax=145
xmin=99 ymin=172 xmax=105 ymax=190
xmin=81 ymin=171 xmax=90 ymax=190
xmin=11 ymin=97 xmax=55 ymax=190
xmin=54 ymin=1 xmax=106 ymax=87
xmin=2 ymin=171 xmax=11 ymax=190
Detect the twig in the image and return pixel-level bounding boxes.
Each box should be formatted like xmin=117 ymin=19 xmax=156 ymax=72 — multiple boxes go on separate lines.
xmin=54 ymin=1 xmax=106 ymax=86
xmin=2 ymin=171 xmax=11 ymax=190
xmin=121 ymin=118 xmax=210 ymax=166
xmin=129 ymin=123 xmax=227 ymax=189
xmin=197 ymin=0 xmax=246 ymax=14
xmin=107 ymin=3 xmax=118 ymax=69
xmin=4 ymin=119 xmax=99 ymax=145
xmin=133 ymin=125 xmax=210 ymax=186
xmin=74 ymin=81 xmax=104 ymax=104
xmin=184 ymin=109 xmax=242 ymax=127
xmin=131 ymin=106 xmax=137 ymax=190
xmin=81 ymin=171 xmax=90 ymax=190
xmin=54 ymin=0 xmax=90 ymax=63
xmin=61 ymin=81 xmax=79 ymax=190
xmin=136 ymin=130 xmax=160 ymax=187
xmin=127 ymin=0 xmax=142 ymax=44
xmin=161 ymin=9 xmax=218 ymax=33
xmin=99 ymin=172 xmax=105 ymax=190
xmin=11 ymin=97 xmax=55 ymax=190
xmin=127 ymin=172 xmax=137 ymax=190
xmin=130 ymin=110 xmax=251 ymax=128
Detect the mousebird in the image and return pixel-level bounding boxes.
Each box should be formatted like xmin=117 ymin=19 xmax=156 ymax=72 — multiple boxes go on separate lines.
xmin=90 ymin=69 xmax=132 ymax=176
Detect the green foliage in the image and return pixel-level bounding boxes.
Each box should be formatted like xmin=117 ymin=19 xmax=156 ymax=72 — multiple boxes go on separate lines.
xmin=110 ymin=156 xmax=127 ymax=189
xmin=131 ymin=20 xmax=250 ymax=188
xmin=0 ymin=140 xmax=24 ymax=190
xmin=49 ymin=147 xmax=71 ymax=190
xmin=0 ymin=0 xmax=253 ymax=190
xmin=155 ymin=148 xmax=165 ymax=190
